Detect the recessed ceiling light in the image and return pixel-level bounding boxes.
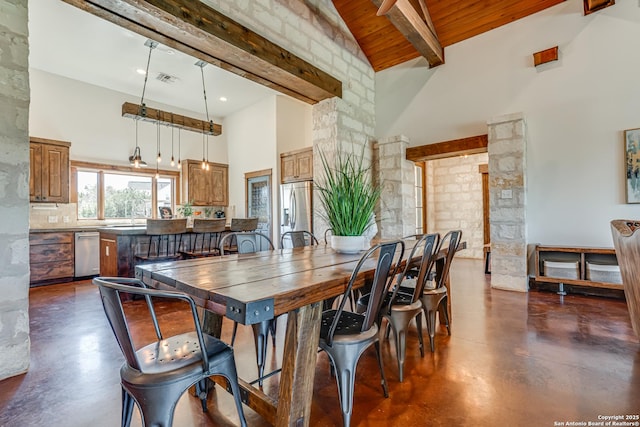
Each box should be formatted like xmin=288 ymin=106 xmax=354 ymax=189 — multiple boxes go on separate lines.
xmin=166 ymin=49 xmax=175 ymax=55
xmin=136 ymin=69 xmax=146 ymax=75
xmin=219 ymin=96 xmax=228 ymax=102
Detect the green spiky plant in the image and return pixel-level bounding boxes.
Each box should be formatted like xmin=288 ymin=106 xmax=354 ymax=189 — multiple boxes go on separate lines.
xmin=315 ymin=147 xmax=380 ymax=236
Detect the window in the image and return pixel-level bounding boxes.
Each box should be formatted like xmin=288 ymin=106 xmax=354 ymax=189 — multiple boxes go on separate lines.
xmin=414 ymin=163 xmax=425 ymax=234
xmin=77 ymin=171 xmax=98 ymax=219
xmin=73 ymin=161 xmax=179 ymax=221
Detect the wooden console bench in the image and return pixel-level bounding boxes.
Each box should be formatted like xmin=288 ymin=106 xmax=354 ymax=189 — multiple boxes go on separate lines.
xmin=533 ymin=245 xmax=623 ymax=296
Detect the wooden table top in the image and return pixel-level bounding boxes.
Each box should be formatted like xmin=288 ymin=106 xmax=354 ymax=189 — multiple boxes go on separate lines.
xmin=136 ymin=244 xmax=396 ymax=323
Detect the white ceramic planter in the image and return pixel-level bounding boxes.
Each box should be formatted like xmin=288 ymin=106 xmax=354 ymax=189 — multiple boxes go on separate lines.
xmin=331 ymin=235 xmax=367 ymax=254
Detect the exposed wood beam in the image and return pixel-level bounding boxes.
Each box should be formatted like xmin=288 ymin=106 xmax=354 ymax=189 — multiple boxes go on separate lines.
xmin=533 ymin=46 xmax=558 ymax=67
xmin=121 ymin=102 xmax=222 ymax=136
xmin=583 ymin=0 xmax=615 ymax=15
xmin=371 ymin=0 xmax=444 ymax=67
xmin=62 ymin=0 xmax=342 ymax=105
xmin=406 ymin=134 xmax=488 ymax=162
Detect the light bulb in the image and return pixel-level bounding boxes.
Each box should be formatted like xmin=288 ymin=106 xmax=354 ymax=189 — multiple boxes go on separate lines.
xmin=155 ymin=171 xmax=159 ymax=179
xmin=206 ymin=163 xmax=210 ymax=171
xmin=157 ymin=152 xmax=162 ymax=163
xmin=170 ymin=156 xmax=175 ymax=167
xmin=134 ymin=159 xmax=139 ymax=168
xmin=202 ymin=159 xmax=206 ymax=169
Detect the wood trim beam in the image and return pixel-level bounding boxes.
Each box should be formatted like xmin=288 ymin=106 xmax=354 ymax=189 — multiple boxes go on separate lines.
xmin=406 ymin=134 xmax=488 ymax=162
xmin=583 ymin=0 xmax=615 ymax=15
xmin=371 ymin=0 xmax=444 ymax=67
xmin=62 ymin=0 xmax=342 ymax=105
xmin=533 ymin=46 xmax=558 ymax=67
xmin=122 ymin=102 xmax=222 ymax=136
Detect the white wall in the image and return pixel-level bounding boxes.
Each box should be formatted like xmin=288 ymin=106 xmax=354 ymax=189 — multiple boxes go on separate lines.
xmin=276 ymin=95 xmax=313 ymax=158
xmin=29 ymin=69 xmax=227 ymax=167
xmin=224 ymin=96 xmax=277 ymax=225
xmin=376 ymin=0 xmax=640 ymax=247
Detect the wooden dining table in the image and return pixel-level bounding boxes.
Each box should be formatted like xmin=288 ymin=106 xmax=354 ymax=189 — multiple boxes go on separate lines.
xmin=135 ymin=240 xmax=464 ymax=426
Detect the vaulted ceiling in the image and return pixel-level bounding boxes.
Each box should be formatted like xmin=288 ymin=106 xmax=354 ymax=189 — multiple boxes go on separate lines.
xmin=332 ymin=0 xmax=568 ymax=71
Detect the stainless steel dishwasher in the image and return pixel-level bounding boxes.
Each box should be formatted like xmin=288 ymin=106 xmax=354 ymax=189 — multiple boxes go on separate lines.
xmin=74 ymin=231 xmax=100 ymax=277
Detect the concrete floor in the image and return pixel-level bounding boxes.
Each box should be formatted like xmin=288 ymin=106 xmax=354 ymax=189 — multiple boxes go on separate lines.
xmin=1 ymin=258 xmax=639 ymax=426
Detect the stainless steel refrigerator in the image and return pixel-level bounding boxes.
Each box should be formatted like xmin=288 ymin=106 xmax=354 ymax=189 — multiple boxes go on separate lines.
xmin=280 ymin=181 xmax=313 ymax=245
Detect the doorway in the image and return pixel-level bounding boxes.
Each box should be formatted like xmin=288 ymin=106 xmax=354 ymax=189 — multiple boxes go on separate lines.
xmin=245 ymin=169 xmax=272 ymax=238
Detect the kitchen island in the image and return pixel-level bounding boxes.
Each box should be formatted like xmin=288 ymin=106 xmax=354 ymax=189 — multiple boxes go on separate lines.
xmin=98 ymin=226 xmax=147 ymax=277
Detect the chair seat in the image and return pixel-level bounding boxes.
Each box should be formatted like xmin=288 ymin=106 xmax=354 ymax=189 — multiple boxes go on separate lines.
xmin=129 ymin=332 xmax=233 ymax=378
xmin=320 ymin=310 xmax=380 ymax=343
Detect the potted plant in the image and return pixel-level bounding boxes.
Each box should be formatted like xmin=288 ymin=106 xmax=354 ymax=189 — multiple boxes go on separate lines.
xmin=315 ymin=147 xmax=381 ymax=253
xmin=177 ymin=200 xmax=195 ymax=226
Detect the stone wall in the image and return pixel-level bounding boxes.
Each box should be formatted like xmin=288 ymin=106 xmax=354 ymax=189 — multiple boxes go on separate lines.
xmin=0 ymin=0 xmax=31 ymax=380
xmin=487 ymin=113 xmax=527 ymax=291
xmin=426 ymin=153 xmax=488 ymax=259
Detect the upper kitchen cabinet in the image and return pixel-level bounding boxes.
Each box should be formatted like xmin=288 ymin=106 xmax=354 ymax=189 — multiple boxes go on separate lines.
xmin=30 ymin=137 xmax=71 ymax=203
xmin=280 ymin=147 xmax=313 ymax=183
xmin=182 ymin=159 xmax=229 ymax=206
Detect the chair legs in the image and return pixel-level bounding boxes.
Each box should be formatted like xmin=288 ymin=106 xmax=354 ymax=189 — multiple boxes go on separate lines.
xmin=320 ymin=333 xmax=387 ymax=427
xmin=231 ymin=318 xmax=276 ymax=387
xmin=121 ymin=388 xmax=134 ymax=427
xmin=384 ymin=302 xmax=424 ymax=382
xmin=420 ymin=287 xmax=448 ymax=352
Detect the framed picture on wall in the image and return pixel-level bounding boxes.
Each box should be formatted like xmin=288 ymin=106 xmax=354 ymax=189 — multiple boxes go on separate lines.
xmin=625 ymin=128 xmax=640 ymax=204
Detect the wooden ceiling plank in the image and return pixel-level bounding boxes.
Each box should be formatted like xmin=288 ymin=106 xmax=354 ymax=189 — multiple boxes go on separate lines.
xmin=371 ymin=0 xmax=444 ymax=67
xmin=62 ymin=0 xmax=342 ymax=104
xmin=406 ymin=134 xmax=488 ymax=162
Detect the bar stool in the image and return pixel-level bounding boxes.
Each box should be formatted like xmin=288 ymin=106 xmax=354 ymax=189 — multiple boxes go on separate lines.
xmin=181 ymin=218 xmax=226 ymax=258
xmin=221 ymin=218 xmax=259 ymax=253
xmin=135 ymin=218 xmax=187 ymax=264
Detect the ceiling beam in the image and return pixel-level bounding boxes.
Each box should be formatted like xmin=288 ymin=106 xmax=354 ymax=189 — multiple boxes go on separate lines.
xmin=406 ymin=134 xmax=488 ymax=162
xmin=371 ymin=0 xmax=444 ymax=67
xmin=61 ymin=0 xmax=342 ymax=105
xmin=121 ymin=102 xmax=222 ymax=136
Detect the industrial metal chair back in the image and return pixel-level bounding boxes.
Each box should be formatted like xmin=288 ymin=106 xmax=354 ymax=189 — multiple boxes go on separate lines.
xmin=318 ymin=240 xmax=404 ymax=427
xmin=219 ymin=231 xmax=274 ymax=255
xmin=280 ymin=230 xmax=319 ymax=249
xmin=92 ymin=277 xmax=247 ymax=427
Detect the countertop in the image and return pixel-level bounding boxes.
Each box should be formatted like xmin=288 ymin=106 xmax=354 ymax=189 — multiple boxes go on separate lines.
xmin=30 ymin=225 xmax=147 ymax=235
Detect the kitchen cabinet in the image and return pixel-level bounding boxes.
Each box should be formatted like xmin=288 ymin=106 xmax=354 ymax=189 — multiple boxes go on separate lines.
xmin=100 ymin=236 xmax=118 ymax=277
xmin=30 ymin=137 xmax=71 ymax=203
xmin=182 ymin=160 xmax=229 ymax=206
xmin=29 ymin=231 xmax=74 ymax=285
xmin=280 ymin=147 xmax=313 ymax=183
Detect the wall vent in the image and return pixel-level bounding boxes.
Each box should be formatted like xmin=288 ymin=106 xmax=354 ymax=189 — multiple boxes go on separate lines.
xmin=156 ymin=72 xmax=178 ymax=84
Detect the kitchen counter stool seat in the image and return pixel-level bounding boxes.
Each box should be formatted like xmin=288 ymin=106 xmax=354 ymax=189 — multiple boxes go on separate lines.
xmin=135 ymin=218 xmax=187 ymax=264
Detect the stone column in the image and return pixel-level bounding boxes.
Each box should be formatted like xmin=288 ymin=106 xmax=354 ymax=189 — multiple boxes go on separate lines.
xmin=487 ymin=113 xmax=528 ymax=292
xmin=0 ymin=0 xmax=31 ymax=380
xmin=376 ymin=135 xmax=416 ymax=239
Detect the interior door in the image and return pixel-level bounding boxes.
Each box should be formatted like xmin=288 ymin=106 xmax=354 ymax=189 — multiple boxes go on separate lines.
xmin=245 ymin=170 xmax=272 ymax=238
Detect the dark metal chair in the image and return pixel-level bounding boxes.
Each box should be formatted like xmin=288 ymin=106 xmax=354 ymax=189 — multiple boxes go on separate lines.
xmin=219 ymin=231 xmax=277 ymax=387
xmin=319 ymin=240 xmax=404 ymax=427
xmin=384 ymin=233 xmax=440 ymax=380
xmin=181 ymin=218 xmax=226 ymax=258
xmin=135 ymin=218 xmax=187 ymax=264
xmin=280 ymin=230 xmax=319 ymax=249
xmin=92 ymin=277 xmax=247 ymax=427
xmin=420 ymin=229 xmax=462 ymax=352
xmin=358 ymin=233 xmax=441 ymax=381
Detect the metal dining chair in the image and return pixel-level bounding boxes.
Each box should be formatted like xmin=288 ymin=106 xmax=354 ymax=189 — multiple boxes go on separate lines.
xmin=319 ymin=240 xmax=404 ymax=427
xmin=279 ymin=230 xmax=319 ymax=249
xmin=420 ymin=229 xmax=462 ymax=352
xmin=219 ymin=231 xmax=277 ymax=387
xmin=93 ymin=277 xmax=247 ymax=427
xmin=384 ymin=233 xmax=440 ymax=380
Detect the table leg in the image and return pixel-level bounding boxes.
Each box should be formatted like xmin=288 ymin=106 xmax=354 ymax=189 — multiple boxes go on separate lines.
xmin=275 ymin=302 xmax=322 ymax=427
xmin=201 ymin=308 xmax=224 ymax=337
xmin=435 ymin=258 xmax=452 ymax=325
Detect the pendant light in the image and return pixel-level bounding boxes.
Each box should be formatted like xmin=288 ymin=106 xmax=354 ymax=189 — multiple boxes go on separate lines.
xmin=177 ymin=129 xmax=181 ymax=169
xmin=170 ymin=114 xmax=175 ymax=167
xmin=196 ymin=60 xmax=214 ymax=171
xmin=128 ymin=39 xmax=157 ymax=167
xmin=155 ymin=120 xmax=160 ymax=179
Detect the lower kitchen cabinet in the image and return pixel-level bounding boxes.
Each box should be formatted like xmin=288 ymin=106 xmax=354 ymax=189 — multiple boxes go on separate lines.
xmin=29 ymin=231 xmax=74 ymax=285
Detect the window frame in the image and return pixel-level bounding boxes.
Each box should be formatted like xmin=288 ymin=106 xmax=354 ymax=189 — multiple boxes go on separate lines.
xmin=71 ymin=160 xmax=181 ymax=221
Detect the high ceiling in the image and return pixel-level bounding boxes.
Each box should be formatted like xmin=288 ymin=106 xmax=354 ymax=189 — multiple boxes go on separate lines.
xmin=332 ymin=0 xmax=567 ymax=71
